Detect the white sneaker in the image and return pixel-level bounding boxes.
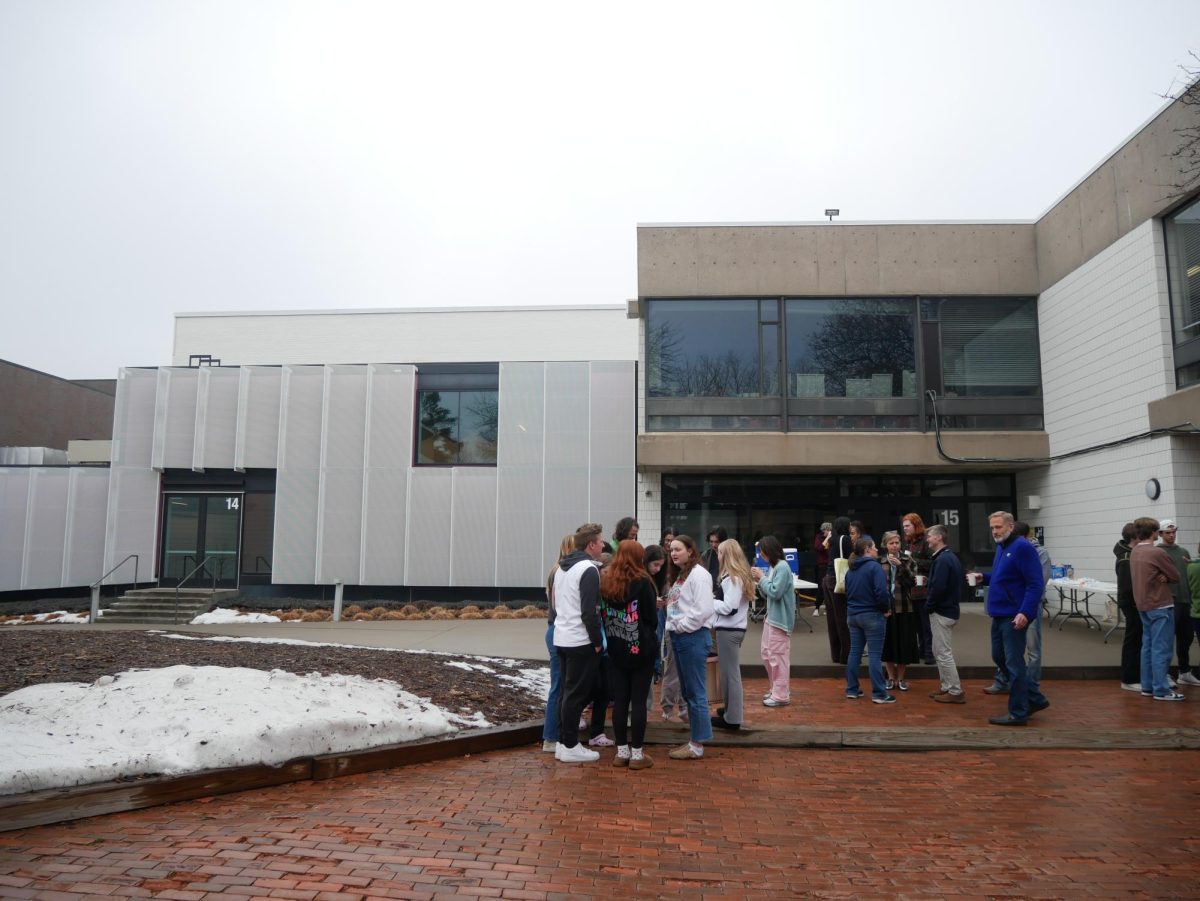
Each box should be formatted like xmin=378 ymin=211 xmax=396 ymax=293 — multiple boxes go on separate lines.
xmin=542 ymin=740 xmax=557 ymax=752
xmin=1178 ymin=672 xmax=1200 ymax=686
xmin=555 ymin=742 xmax=600 ymax=763
xmin=1154 ymin=691 xmax=1186 ymax=702
xmin=813 ymin=608 xmax=822 ymax=616
xmin=1169 ymin=677 xmax=1178 ymax=688
xmin=1120 ymin=682 xmax=1142 ymax=692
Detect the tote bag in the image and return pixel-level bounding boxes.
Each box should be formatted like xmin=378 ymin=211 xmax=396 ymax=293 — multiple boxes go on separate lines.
xmin=833 ymin=557 xmax=850 ymax=594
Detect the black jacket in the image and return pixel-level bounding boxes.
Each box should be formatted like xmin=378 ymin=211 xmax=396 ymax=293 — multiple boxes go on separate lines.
xmin=1114 ymin=540 xmax=1134 ymax=605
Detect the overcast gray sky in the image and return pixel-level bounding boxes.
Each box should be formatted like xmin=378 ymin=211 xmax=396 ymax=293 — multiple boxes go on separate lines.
xmin=1 ymin=1 xmax=1197 ymax=379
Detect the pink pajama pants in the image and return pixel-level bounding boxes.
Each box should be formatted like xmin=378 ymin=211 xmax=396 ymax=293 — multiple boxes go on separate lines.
xmin=760 ymin=623 xmax=791 ymax=702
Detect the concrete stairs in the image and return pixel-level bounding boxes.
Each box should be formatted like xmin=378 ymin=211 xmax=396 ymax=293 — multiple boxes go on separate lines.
xmin=101 ymin=588 xmax=241 ymax=624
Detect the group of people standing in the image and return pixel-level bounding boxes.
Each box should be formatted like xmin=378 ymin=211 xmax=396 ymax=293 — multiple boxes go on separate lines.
xmin=542 ymin=508 xmax=1074 ymax=766
xmin=1117 ymin=517 xmax=1198 ymax=700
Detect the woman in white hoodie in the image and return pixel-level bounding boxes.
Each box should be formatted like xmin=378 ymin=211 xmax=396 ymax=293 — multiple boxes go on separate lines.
xmin=711 ymin=538 xmax=750 ymax=731
xmin=665 ymin=535 xmax=715 ymax=760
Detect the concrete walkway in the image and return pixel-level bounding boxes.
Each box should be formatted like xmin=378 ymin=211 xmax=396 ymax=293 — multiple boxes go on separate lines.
xmin=79 ymin=600 xmax=1129 ymax=673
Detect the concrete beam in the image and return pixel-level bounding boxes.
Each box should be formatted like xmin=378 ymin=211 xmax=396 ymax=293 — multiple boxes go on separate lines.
xmin=636 ymin=431 xmax=1050 ymax=472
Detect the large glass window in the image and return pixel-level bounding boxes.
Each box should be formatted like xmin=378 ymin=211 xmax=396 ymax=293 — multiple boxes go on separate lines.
xmin=647 ymin=299 xmax=765 ymax=397
xmin=1164 ymin=197 xmax=1200 ymax=386
xmin=784 ymin=299 xmax=916 ymax=398
xmin=416 ymin=365 xmax=498 ymax=465
xmin=939 ymin=298 xmax=1040 ymax=396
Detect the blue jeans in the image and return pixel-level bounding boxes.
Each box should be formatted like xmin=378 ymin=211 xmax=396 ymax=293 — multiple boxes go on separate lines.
xmin=991 ymin=617 xmax=1048 ymax=719
xmin=1140 ymin=607 xmax=1175 ymax=697
xmin=846 ymin=611 xmax=888 ymax=699
xmin=990 ymin=615 xmax=1042 ymax=692
xmin=542 ymin=624 xmax=562 ymax=742
xmin=670 ymin=629 xmax=714 ymax=743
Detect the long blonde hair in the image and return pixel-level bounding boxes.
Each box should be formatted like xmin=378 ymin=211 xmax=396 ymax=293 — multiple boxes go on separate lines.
xmin=717 ymin=539 xmax=752 ymax=597
xmin=546 ymin=533 xmax=577 ymax=607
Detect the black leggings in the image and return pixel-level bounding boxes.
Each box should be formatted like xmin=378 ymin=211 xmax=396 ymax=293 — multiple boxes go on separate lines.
xmin=1119 ymin=600 xmax=1142 ymax=685
xmin=610 ymin=662 xmax=655 ymax=748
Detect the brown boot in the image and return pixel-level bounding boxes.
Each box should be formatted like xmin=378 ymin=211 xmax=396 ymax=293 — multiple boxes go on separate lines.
xmin=933 ymin=691 xmax=966 ymax=704
xmin=628 ymin=753 xmax=654 ymax=770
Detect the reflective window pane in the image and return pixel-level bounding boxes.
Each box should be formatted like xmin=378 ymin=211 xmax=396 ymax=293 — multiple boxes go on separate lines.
xmin=647 ymin=300 xmax=762 ymax=397
xmin=417 ymin=389 xmax=498 ymax=465
xmin=940 ymin=298 xmax=1040 ymax=396
xmin=1165 ymin=198 xmax=1200 ymax=345
xmin=968 ymin=476 xmax=1013 ymax=497
xmin=784 ymin=299 xmax=916 ymax=398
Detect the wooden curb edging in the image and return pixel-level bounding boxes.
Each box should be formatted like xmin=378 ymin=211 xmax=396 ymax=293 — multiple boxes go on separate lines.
xmin=0 ymin=721 xmax=541 ymax=834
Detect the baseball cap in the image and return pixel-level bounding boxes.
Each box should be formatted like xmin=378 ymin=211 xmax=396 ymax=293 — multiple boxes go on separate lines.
xmin=1159 ymin=519 xmax=1178 ymax=531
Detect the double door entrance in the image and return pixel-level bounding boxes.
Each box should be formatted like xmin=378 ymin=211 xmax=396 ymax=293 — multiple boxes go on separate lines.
xmin=159 ymin=492 xmax=242 ymax=588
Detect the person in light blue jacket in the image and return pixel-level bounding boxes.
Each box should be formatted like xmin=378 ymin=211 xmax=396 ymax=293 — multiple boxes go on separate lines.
xmin=755 ymin=535 xmax=796 ymax=707
xmin=844 ymin=537 xmax=895 ymax=703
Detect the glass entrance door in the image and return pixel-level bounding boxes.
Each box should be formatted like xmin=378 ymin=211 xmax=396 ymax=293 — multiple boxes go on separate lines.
xmin=160 ymin=493 xmax=242 ymax=588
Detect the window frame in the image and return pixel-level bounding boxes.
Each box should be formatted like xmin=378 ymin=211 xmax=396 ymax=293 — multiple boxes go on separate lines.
xmin=413 ymin=363 xmax=500 ymax=467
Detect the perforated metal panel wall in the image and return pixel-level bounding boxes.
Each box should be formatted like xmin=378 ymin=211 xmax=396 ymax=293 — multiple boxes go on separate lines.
xmin=588 ymin=361 xmax=637 ymax=550
xmin=196 ymin=367 xmax=240 ymax=470
xmin=155 ymin=368 xmax=199 ymax=470
xmin=405 ymin=469 xmax=453 ymax=585
xmin=63 ymin=468 xmax=110 ymax=586
xmin=235 ymin=366 xmax=282 ymax=469
xmin=496 ymin=363 xmax=546 ymax=586
xmin=0 ymin=469 xmax=30 ymax=591
xmin=450 ymin=468 xmax=498 ymax=586
xmin=103 ymin=369 xmax=161 ymax=583
xmin=273 ymin=366 xmax=324 ymax=583
xmin=0 ymin=467 xmax=111 ymax=591
xmin=317 ymin=366 xmax=368 ymax=584
xmin=22 ymin=469 xmax=69 ymax=588
xmin=543 ymin=362 xmax=591 ymax=566
xmin=360 ymin=364 xmax=414 ymax=584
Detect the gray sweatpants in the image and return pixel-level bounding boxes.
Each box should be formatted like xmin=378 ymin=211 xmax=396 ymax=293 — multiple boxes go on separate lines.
xmin=716 ymin=628 xmax=746 ymax=724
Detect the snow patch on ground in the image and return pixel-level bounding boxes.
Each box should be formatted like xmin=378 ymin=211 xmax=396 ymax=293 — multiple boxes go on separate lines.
xmin=0 ymin=611 xmax=91 ymax=625
xmin=190 ymin=608 xmax=282 ymax=624
xmin=0 ymin=665 xmax=483 ymax=796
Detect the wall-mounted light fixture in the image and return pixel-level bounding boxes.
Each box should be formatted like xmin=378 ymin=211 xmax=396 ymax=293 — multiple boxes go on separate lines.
xmin=1145 ymin=478 xmax=1161 ymax=500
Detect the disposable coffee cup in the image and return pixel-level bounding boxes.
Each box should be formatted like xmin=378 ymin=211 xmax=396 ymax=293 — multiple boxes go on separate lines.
xmin=967 ymin=573 xmax=979 ymax=587
xmin=915 ymin=574 xmax=927 ymax=586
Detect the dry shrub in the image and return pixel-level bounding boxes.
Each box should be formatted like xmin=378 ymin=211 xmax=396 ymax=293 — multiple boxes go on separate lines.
xmin=21 ymin=614 xmax=37 ymax=621
xmin=300 ymin=611 xmax=325 ymax=622
xmin=368 ymin=606 xmax=389 ymax=618
xmin=269 ymin=609 xmax=285 ymax=618
xmin=429 ymin=609 xmax=455 ymax=620
xmin=491 ymin=610 xmax=516 ymax=619
xmin=400 ymin=604 xmax=420 ymax=616
xmin=382 ymin=610 xmax=406 ymax=620
xmin=516 ymin=604 xmax=545 ymax=618
xmin=278 ymin=611 xmax=303 ymax=621
xmin=351 ymin=612 xmax=373 ymax=621
xmin=458 ymin=610 xmax=484 ymax=619
xmin=343 ymin=604 xmax=364 ymax=617
xmin=426 ymin=606 xmax=448 ymax=617
xmin=312 ymin=609 xmax=332 ymax=621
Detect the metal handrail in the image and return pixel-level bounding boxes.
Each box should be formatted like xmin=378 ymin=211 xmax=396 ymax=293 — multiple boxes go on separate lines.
xmin=174 ymin=555 xmax=217 ymax=624
xmin=90 ymin=554 xmax=139 ymax=624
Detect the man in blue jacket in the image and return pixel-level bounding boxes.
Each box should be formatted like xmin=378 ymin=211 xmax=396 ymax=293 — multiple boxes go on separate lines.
xmin=978 ymin=511 xmax=1049 ymax=725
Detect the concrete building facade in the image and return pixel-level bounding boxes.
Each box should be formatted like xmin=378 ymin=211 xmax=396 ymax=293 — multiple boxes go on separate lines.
xmin=0 ymin=97 xmax=1198 ymax=598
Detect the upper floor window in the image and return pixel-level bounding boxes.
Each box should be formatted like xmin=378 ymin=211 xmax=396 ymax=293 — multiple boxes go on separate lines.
xmin=647 ymin=299 xmax=772 ymax=397
xmin=1163 ymin=196 xmax=1200 ymax=388
xmin=938 ymin=298 xmax=1040 ymax=397
xmin=415 ymin=364 xmax=498 ymax=465
xmin=784 ymin=299 xmax=916 ymax=398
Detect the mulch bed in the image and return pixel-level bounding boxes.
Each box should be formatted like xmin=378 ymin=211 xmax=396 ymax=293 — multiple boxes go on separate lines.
xmin=0 ymin=630 xmax=546 ymax=724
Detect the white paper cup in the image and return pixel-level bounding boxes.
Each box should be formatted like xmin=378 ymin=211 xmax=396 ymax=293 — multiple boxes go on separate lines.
xmin=967 ymin=573 xmax=979 ymax=587
xmin=915 ymin=574 xmax=927 ymax=587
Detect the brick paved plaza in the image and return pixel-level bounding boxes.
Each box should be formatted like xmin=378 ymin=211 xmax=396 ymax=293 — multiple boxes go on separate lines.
xmin=2 ymin=677 xmax=1198 ymax=899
